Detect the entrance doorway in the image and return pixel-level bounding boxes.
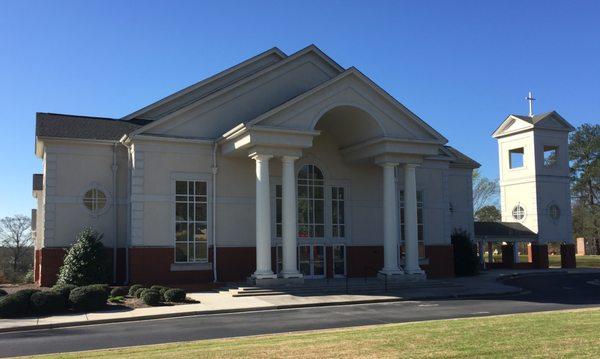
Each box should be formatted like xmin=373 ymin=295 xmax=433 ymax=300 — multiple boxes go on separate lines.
xmin=298 ymin=244 xmax=325 ymax=278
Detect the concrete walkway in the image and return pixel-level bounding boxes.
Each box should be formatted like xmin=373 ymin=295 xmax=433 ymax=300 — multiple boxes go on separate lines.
xmin=1 ymin=268 xmax=595 ymax=333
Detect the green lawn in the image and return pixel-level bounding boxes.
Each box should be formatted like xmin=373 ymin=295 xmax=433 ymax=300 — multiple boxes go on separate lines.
xmin=37 ymin=308 xmax=600 ymax=358
xmin=489 ymin=254 xmax=600 ymax=268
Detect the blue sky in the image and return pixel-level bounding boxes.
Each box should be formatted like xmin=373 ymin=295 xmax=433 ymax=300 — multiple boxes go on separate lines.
xmin=1 ymin=0 xmax=599 ymax=218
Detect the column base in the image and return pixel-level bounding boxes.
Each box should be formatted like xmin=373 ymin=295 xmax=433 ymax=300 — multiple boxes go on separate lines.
xmin=404 ymin=267 xmax=426 ymax=276
xmin=280 ymin=271 xmax=303 ymax=279
xmin=378 ymin=268 xmax=404 ymax=277
xmin=251 ymin=271 xmax=277 ymax=280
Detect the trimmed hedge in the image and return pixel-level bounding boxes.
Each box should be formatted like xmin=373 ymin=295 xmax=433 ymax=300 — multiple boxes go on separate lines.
xmin=69 ymin=285 xmax=109 ymax=311
xmin=141 ymin=290 xmax=161 ymax=306
xmin=0 ymin=289 xmax=40 ymax=318
xmin=110 ymin=287 xmax=128 ymax=297
xmin=134 ymin=287 xmax=146 ymax=298
xmin=52 ymin=284 xmax=77 ymax=304
xmin=163 ymin=288 xmax=186 ymax=302
xmin=0 ymin=289 xmax=7 ymax=297
xmin=128 ymin=284 xmax=143 ymax=297
xmin=151 ymin=285 xmax=171 ymax=300
xmin=30 ymin=291 xmax=66 ymax=315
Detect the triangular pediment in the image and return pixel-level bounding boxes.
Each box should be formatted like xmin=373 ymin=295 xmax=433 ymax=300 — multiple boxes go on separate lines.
xmin=492 ymin=111 xmax=575 ymax=138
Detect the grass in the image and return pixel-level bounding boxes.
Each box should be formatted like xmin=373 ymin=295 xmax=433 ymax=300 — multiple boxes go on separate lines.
xmin=489 ymin=254 xmax=600 ymax=268
xmin=35 ymin=308 xmax=600 ymax=358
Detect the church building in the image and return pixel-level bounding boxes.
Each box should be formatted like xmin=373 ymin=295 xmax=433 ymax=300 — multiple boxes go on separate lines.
xmin=30 ymin=45 xmax=574 ymax=287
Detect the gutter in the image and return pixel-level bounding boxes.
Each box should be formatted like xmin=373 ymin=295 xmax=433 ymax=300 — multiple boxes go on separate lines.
xmin=119 ymin=135 xmax=132 ymax=284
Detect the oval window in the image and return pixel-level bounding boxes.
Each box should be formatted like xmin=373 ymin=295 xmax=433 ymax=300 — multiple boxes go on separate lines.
xmin=512 ymin=204 xmax=526 ymax=221
xmin=548 ymin=204 xmax=560 ymax=220
xmin=83 ymin=188 xmax=107 ymax=214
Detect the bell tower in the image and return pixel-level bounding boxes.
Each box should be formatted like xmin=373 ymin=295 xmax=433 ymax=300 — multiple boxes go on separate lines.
xmin=492 ymin=102 xmax=576 ymax=267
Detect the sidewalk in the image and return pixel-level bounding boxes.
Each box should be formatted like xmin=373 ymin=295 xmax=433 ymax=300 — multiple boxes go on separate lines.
xmin=2 ymin=268 xmax=595 ymax=333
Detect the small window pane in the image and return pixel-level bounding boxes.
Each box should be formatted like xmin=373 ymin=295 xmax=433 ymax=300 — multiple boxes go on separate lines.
xmin=176 ymin=181 xmax=187 ymax=194
xmin=175 ymin=203 xmax=187 ymax=221
xmin=195 ymin=203 xmax=207 ymax=221
xmin=175 ymin=243 xmax=188 ymax=262
xmin=195 ymin=182 xmax=207 ymax=196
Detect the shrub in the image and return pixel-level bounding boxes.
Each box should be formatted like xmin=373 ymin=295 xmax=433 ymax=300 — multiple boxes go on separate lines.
xmin=108 ymin=296 xmax=124 ymax=304
xmin=141 ymin=290 xmax=161 ymax=306
xmin=56 ymin=228 xmax=111 ymax=286
xmin=163 ymin=288 xmax=186 ymax=302
xmin=134 ymin=287 xmax=146 ymax=298
xmin=52 ymin=284 xmax=77 ymax=304
xmin=151 ymin=285 xmax=170 ymax=300
xmin=22 ymin=270 xmax=34 ymax=284
xmin=452 ymin=229 xmax=479 ymax=276
xmin=69 ymin=285 xmax=109 ymax=311
xmin=0 ymin=289 xmax=7 ymax=297
xmin=110 ymin=287 xmax=128 ymax=297
xmin=128 ymin=284 xmax=143 ymax=297
xmin=87 ymin=284 xmax=110 ymax=295
xmin=30 ymin=291 xmax=65 ymax=315
xmin=0 ymin=289 xmax=39 ymax=317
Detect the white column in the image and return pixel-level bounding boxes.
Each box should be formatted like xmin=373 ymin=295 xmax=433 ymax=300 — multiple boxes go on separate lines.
xmin=403 ymin=163 xmax=424 ymax=275
xmin=281 ymin=156 xmax=302 ymax=278
xmin=252 ymin=154 xmax=276 ymax=279
xmin=379 ymin=162 xmax=403 ymax=276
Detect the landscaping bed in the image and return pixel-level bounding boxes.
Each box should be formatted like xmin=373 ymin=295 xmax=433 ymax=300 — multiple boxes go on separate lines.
xmin=0 ymin=284 xmax=196 ymax=318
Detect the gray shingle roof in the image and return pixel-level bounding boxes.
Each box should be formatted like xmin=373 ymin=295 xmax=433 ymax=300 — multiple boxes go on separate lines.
xmin=474 ymin=221 xmax=537 ymax=238
xmin=444 ymin=146 xmax=481 ymax=168
xmin=32 ymin=174 xmax=43 ymax=191
xmin=510 ymin=111 xmax=554 ymax=125
xmin=36 ymin=113 xmax=150 ymax=141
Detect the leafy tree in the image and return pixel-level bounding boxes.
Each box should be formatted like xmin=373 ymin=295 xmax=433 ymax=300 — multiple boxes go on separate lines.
xmin=472 ymin=169 xmax=499 ymax=212
xmin=56 ymin=228 xmax=110 ymax=286
xmin=0 ymin=215 xmax=33 ymax=274
xmin=570 ymin=123 xmax=600 ymax=206
xmin=475 ymin=205 xmax=501 ymax=222
xmin=570 ymin=124 xmax=600 ymax=245
xmin=451 ymin=229 xmax=479 ymax=276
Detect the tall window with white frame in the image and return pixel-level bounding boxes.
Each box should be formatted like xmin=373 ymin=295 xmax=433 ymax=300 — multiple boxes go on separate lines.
xmin=297 ymin=164 xmax=325 ymax=238
xmin=175 ymin=180 xmax=208 ymax=263
xmin=331 ymin=186 xmax=345 ymax=238
xmin=400 ymin=190 xmax=425 ymax=258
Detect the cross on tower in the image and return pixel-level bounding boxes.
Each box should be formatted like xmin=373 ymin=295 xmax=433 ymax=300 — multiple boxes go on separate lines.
xmin=526 ymin=91 xmax=535 ymax=117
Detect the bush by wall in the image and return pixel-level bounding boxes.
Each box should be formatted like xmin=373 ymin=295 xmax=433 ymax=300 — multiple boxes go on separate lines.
xmin=451 ymin=229 xmax=479 ymax=276
xmin=163 ymin=288 xmax=187 ymax=303
xmin=56 ymin=228 xmax=111 ymax=286
xmin=30 ymin=291 xmax=66 ymax=315
xmin=0 ymin=289 xmax=39 ymax=318
xmin=110 ymin=287 xmax=128 ymax=297
xmin=134 ymin=287 xmax=146 ymax=298
xmin=141 ymin=290 xmax=161 ymax=306
xmin=69 ymin=285 xmax=109 ymax=311
xmin=128 ymin=284 xmax=143 ymax=297
xmin=52 ymin=284 xmax=77 ymax=305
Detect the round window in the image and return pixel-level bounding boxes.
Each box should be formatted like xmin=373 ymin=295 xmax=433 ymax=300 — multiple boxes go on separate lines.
xmin=83 ymin=188 xmax=107 ymax=215
xmin=548 ymin=204 xmax=561 ymax=220
xmin=512 ymin=204 xmax=526 ymax=221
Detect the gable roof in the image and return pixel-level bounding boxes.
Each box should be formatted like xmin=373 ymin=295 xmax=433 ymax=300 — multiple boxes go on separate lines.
xmin=121 ymin=47 xmax=288 ymax=121
xmin=36 ymin=113 xmax=148 ymax=141
xmin=474 ymin=221 xmax=537 ymax=238
xmin=245 ymin=67 xmax=448 ymax=143
xmin=492 ymin=110 xmax=575 ymax=138
xmin=129 ymin=45 xmax=345 ymax=137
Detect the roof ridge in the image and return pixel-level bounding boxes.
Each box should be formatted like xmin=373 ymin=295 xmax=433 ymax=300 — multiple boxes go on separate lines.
xmin=38 ymin=112 xmax=118 ymax=121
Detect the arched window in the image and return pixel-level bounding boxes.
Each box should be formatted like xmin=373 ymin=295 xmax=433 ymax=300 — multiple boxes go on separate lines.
xmin=512 ymin=204 xmax=526 ymax=221
xmin=83 ymin=187 xmax=108 ymax=215
xmin=297 ymin=164 xmax=324 ymax=238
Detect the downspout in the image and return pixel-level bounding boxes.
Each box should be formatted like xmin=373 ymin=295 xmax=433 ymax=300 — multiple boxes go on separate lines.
xmin=112 ymin=143 xmax=118 ymax=284
xmin=119 ymin=135 xmax=132 ymax=284
xmin=212 ymin=141 xmax=218 ymax=283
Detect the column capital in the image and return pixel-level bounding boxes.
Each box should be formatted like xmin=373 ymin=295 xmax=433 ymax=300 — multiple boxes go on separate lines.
xmin=378 ymin=162 xmax=399 ymax=168
xmin=281 ymin=155 xmax=300 ymax=163
xmin=404 ymin=163 xmax=419 ymax=169
xmin=250 ymin=153 xmax=273 ymax=162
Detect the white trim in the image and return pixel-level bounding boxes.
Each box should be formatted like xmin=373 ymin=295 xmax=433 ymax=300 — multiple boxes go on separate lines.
xmin=121 ymin=47 xmax=287 ymax=121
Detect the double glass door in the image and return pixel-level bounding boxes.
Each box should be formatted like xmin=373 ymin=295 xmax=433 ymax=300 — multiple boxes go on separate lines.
xmin=298 ymin=245 xmax=325 ymax=278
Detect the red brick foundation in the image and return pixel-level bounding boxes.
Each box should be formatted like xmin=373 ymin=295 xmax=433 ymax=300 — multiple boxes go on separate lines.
xmin=560 ymin=243 xmax=576 ymax=268
xmin=530 ymin=244 xmax=549 ymax=269
xmin=423 ymin=245 xmax=455 ymax=278
xmin=216 ymin=247 xmax=255 ymax=282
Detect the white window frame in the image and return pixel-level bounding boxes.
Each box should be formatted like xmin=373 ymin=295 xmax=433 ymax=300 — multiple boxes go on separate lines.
xmin=81 ymin=182 xmax=111 ymax=217
xmin=297 ymin=164 xmax=326 ymax=240
xmin=172 ymin=173 xmax=212 ymax=264
xmin=332 ymin=244 xmax=347 ymax=278
xmin=512 ymin=204 xmax=526 ymax=222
